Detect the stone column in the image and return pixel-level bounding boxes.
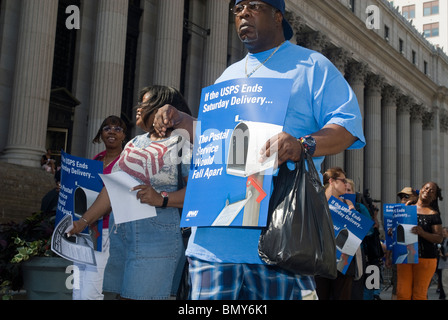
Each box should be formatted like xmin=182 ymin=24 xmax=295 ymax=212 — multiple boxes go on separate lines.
xmin=71 ymin=0 xmax=97 ymax=157
xmin=0 ymin=0 xmax=21 ymax=152
xmin=381 ymin=85 xmax=398 ymax=205
xmin=323 ymin=48 xmax=349 ymax=171
xmin=86 ymin=0 xmax=129 ymax=158
xmin=297 ymin=31 xmax=327 ymax=53
xmin=440 ymin=112 xmax=448 ymax=223
xmin=364 ymin=74 xmax=383 ymax=203
xmin=286 ymin=11 xmax=305 ymax=46
xmin=132 ymin=0 xmax=157 ymax=136
xmin=422 ymin=105 xmax=440 ymax=183
xmin=430 ymin=105 xmax=440 ymax=181
xmin=1 ymin=0 xmax=59 ymax=167
xmin=134 ymin=0 xmax=157 ymax=94
xmin=422 ymin=110 xmax=434 ymax=183
xmin=396 ymin=96 xmax=412 ymax=190
xmin=153 ymin=0 xmax=184 ymax=88
xmin=183 ymin=0 xmax=208 ymax=116
xmin=345 ymin=61 xmax=367 ymax=192
xmin=202 ymin=0 xmax=230 ymax=86
xmin=325 ymin=47 xmax=349 ymax=76
xmin=410 ymin=105 xmax=424 ymax=187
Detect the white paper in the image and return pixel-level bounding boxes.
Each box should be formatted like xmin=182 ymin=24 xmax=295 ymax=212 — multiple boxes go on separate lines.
xmin=99 ymin=172 xmax=157 ymax=224
xmin=51 ymin=214 xmax=97 ymax=266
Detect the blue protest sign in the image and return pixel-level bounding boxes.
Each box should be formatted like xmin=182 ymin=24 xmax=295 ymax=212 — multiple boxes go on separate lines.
xmin=328 ymin=196 xmax=374 ymax=274
xmin=181 ymin=78 xmax=292 ymax=227
xmin=340 ymin=193 xmax=356 ymax=205
xmin=383 ymin=204 xmax=419 ymax=264
xmin=383 ymin=203 xmax=396 ymax=251
xmin=56 ymin=150 xmax=104 ymax=251
xmin=392 ymin=204 xmax=418 ymax=264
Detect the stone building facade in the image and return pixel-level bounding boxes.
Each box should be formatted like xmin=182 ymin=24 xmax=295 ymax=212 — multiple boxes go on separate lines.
xmin=0 ymin=0 xmax=447 ymax=224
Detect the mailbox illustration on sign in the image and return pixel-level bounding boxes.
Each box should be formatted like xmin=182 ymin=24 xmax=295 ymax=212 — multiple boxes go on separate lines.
xmin=395 ymin=244 xmax=418 ymax=264
xmin=335 ymin=228 xmax=362 ymax=256
xmin=394 ymin=223 xmax=419 ymax=264
xmin=74 ymin=186 xmax=100 ymax=249
xmin=212 ymin=120 xmax=283 ymax=227
xmin=396 ymin=224 xmax=418 ymax=245
xmin=74 ymin=186 xmax=99 ymax=219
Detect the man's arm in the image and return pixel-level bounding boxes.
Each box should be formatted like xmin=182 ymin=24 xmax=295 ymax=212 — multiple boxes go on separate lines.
xmin=312 ymin=124 xmax=358 ymax=157
xmin=153 ymin=104 xmax=196 ymax=142
xmin=260 ymin=124 xmax=357 ymax=165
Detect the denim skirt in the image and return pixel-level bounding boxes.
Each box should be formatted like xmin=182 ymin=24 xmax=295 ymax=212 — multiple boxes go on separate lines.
xmin=103 ymin=208 xmax=183 ymax=300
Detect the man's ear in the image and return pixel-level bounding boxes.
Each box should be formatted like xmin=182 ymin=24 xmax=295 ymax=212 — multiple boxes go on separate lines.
xmin=275 ymin=11 xmax=283 ymax=26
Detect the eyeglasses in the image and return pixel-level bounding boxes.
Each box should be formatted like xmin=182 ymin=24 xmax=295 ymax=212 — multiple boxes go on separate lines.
xmin=103 ymin=126 xmax=124 ymax=133
xmin=231 ymin=1 xmax=269 ymax=15
xmin=400 ymin=194 xmax=410 ymax=199
xmin=334 ymin=178 xmax=348 ymax=184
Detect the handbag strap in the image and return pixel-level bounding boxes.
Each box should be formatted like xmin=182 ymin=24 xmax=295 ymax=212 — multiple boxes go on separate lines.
xmin=177 ymin=135 xmax=184 ymax=190
xmin=177 ymin=136 xmax=185 ymax=217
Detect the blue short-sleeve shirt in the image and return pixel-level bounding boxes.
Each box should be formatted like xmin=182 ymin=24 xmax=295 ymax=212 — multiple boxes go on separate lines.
xmin=185 ymin=41 xmax=366 ymax=264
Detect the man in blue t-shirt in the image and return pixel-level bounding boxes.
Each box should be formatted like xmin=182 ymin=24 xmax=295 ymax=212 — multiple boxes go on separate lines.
xmin=154 ymin=0 xmax=365 ymax=300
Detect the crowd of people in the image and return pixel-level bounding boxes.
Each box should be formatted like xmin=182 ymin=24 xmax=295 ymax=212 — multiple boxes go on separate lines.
xmin=316 ymin=167 xmax=445 ymax=300
xmin=39 ymin=0 xmax=444 ymax=301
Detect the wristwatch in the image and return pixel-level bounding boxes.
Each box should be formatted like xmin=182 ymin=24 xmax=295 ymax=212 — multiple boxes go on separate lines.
xmin=160 ymin=191 xmax=169 ymax=208
xmin=298 ymin=135 xmax=316 ymax=156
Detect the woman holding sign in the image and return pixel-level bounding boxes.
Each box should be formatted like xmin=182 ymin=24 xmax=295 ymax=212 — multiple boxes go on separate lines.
xmin=73 ymin=115 xmax=126 ymax=300
xmin=315 ymin=167 xmax=357 ymax=300
xmin=396 ymin=181 xmax=443 ymax=300
xmin=69 ymin=86 xmax=192 ymax=300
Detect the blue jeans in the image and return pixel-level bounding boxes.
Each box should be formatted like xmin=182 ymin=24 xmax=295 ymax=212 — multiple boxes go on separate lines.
xmin=103 ymin=209 xmax=183 ymax=300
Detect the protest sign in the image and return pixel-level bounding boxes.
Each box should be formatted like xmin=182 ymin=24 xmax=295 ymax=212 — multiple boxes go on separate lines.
xmin=328 ymin=196 xmax=374 ymax=274
xmin=391 ymin=204 xmax=418 ymax=264
xmin=181 ymin=78 xmax=292 ymax=227
xmin=55 ymin=150 xmax=104 ymax=252
xmin=340 ymin=193 xmax=356 ymax=205
xmin=383 ymin=203 xmax=396 ymax=251
xmin=52 ymin=214 xmax=96 ymax=266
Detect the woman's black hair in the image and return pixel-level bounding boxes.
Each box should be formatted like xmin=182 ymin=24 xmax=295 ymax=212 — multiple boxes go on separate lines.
xmin=137 ymin=85 xmax=192 ymax=126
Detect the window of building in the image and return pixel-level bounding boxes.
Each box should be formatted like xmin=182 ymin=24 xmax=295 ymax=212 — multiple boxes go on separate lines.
xmin=424 ymin=61 xmax=428 ymax=75
xmin=385 ymin=25 xmax=390 ymax=41
xmin=412 ymin=50 xmax=417 ymax=64
xmin=122 ymin=0 xmax=143 ymax=130
xmin=350 ymin=0 xmax=355 ymax=12
xmin=423 ymin=1 xmax=439 ymax=16
xmin=399 ymin=38 xmax=404 ymax=54
xmin=402 ymin=5 xmax=416 ymax=19
xmin=423 ymin=22 xmax=439 ymax=37
xmin=52 ymin=0 xmax=80 ymax=92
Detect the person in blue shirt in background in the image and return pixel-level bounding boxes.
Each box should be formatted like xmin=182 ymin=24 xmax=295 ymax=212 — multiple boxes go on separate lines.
xmin=153 ymin=0 xmax=365 ymax=300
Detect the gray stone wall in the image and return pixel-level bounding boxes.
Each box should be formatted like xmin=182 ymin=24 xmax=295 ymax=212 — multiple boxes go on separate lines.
xmin=0 ymin=162 xmax=55 ymax=223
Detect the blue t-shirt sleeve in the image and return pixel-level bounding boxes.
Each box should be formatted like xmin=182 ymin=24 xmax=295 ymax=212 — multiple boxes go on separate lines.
xmin=311 ymin=54 xmax=366 ymax=150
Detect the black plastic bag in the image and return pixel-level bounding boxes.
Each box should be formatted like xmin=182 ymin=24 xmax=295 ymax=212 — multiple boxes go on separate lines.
xmin=258 ymin=152 xmax=337 ymax=279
